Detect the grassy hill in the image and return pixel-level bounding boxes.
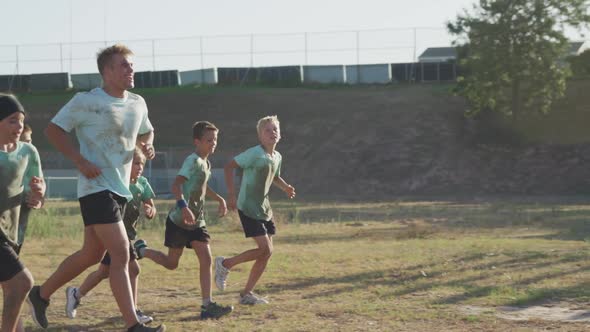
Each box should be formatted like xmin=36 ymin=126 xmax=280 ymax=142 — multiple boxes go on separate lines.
xmin=16 ymin=82 xmax=590 ymax=200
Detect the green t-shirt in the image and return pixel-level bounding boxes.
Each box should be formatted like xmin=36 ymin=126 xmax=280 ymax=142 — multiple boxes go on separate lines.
xmin=0 ymin=142 xmax=43 ymax=248
xmin=234 ymin=145 xmax=281 ymax=221
xmin=167 ymin=153 xmax=210 ymax=229
xmin=51 ymin=88 xmax=154 ymax=201
xmin=123 ymin=176 xmax=155 ymax=240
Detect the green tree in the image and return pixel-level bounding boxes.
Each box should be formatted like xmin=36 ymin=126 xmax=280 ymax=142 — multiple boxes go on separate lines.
xmin=567 ymin=49 xmax=590 ymax=78
xmin=448 ymin=0 xmax=590 ymax=119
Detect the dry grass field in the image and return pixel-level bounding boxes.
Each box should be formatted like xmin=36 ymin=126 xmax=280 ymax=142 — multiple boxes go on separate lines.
xmin=5 ymin=198 xmax=590 ymax=331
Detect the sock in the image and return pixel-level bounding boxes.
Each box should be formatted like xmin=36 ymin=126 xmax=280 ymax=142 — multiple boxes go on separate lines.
xmin=202 ymin=298 xmax=212 ymax=307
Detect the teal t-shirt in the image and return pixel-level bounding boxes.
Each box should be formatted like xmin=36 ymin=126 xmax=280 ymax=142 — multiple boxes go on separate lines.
xmin=234 ymin=145 xmax=281 ymax=221
xmin=0 ymin=142 xmax=43 ymax=248
xmin=123 ymin=176 xmax=155 ymax=240
xmin=51 ymin=88 xmax=153 ymax=201
xmin=167 ymin=153 xmax=210 ymax=229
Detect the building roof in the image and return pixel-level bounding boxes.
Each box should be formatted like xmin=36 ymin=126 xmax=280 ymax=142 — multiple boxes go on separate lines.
xmin=418 ymin=47 xmax=457 ymax=59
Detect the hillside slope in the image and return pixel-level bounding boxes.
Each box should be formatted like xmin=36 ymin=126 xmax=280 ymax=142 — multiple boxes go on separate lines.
xmin=20 ymin=84 xmax=590 ymax=200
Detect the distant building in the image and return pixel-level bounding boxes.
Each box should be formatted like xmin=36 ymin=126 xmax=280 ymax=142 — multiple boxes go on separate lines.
xmin=418 ymin=41 xmax=589 ymax=63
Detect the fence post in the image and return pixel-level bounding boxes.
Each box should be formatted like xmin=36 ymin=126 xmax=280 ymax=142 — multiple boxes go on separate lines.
xmin=152 ymin=39 xmax=156 ymax=71
xmin=250 ymin=34 xmax=254 ymax=68
xmin=200 ymin=36 xmax=205 ymax=83
xmin=15 ymin=45 xmax=19 ymax=75
xmin=60 ymin=43 xmax=64 ymax=72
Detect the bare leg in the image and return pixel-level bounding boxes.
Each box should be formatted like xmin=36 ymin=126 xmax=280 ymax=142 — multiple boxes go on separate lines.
xmin=93 ymin=222 xmax=137 ymax=328
xmin=39 ymin=226 xmax=105 ymax=300
xmin=221 ymin=235 xmax=273 ymax=294
xmin=78 ymin=264 xmax=109 ymax=297
xmin=191 ymin=241 xmax=212 ymax=301
xmin=128 ymin=260 xmax=140 ymax=305
xmin=2 ymin=268 xmax=33 ymax=332
xmin=243 ymin=236 xmax=273 ymax=294
xmin=143 ymin=247 xmax=183 ymax=270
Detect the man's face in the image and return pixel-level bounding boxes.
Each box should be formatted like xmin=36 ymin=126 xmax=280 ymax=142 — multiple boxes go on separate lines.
xmin=104 ymin=53 xmax=134 ymax=91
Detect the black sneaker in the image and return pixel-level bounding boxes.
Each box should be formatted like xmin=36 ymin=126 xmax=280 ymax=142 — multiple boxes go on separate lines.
xmin=134 ymin=239 xmax=148 ymax=259
xmin=27 ymin=285 xmax=50 ymax=328
xmin=127 ymin=322 xmax=166 ymax=332
xmin=200 ymin=302 xmax=233 ymax=319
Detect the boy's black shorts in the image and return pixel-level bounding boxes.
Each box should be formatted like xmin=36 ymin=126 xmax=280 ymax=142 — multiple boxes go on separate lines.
xmin=164 ymin=217 xmax=210 ymax=249
xmin=79 ymin=190 xmax=127 ymax=226
xmin=0 ymin=241 xmax=24 ymax=282
xmin=238 ymin=210 xmax=276 ymax=238
xmin=100 ymin=242 xmax=137 ymax=265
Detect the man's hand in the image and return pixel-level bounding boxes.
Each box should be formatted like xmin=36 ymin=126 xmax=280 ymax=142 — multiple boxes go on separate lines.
xmin=141 ymin=142 xmax=155 ymax=160
xmin=76 ymin=158 xmax=101 ymax=179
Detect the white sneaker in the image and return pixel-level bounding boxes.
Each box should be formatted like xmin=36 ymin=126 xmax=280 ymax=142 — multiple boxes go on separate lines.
xmin=65 ymin=286 xmax=81 ymax=318
xmin=136 ymin=309 xmax=154 ymax=324
xmin=239 ymin=292 xmax=269 ymax=305
xmin=214 ymin=256 xmax=229 ymax=291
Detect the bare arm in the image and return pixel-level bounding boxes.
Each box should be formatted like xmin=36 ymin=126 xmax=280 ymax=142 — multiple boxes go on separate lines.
xmin=171 ymin=175 xmax=195 ymax=225
xmin=224 ymin=159 xmax=240 ymax=211
xmin=45 ymin=122 xmax=101 ymax=179
xmin=137 ymin=131 xmax=155 ymax=160
xmin=206 ymin=185 xmax=227 ymax=217
xmin=273 ymin=176 xmax=296 ymax=199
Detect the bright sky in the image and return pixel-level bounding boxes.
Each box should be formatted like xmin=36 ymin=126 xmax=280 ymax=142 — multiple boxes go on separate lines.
xmin=1 ymin=0 xmax=586 ymax=75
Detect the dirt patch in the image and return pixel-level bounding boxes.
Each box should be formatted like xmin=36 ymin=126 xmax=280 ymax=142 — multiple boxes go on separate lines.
xmin=460 ymin=304 xmax=590 ymax=322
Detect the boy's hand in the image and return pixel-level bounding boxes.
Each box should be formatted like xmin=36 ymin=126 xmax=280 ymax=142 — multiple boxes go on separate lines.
xmin=76 ymin=158 xmax=102 ymax=179
xmin=218 ymin=198 xmax=228 ymax=217
xmin=141 ymin=142 xmax=156 ymax=160
xmin=143 ymin=203 xmax=156 ymax=219
xmin=227 ymin=194 xmax=237 ymax=211
xmin=29 ymin=176 xmax=45 ymax=195
xmin=182 ymin=207 xmax=196 ymax=226
xmin=26 ymin=191 xmax=44 ymax=209
xmin=284 ymin=185 xmax=296 ymax=199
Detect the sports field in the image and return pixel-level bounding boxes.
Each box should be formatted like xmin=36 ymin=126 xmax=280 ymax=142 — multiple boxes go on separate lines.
xmin=6 ymin=198 xmax=590 ymax=331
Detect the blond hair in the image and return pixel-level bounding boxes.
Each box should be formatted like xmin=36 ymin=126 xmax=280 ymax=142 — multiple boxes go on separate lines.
xmin=133 ymin=147 xmax=147 ymax=165
xmin=96 ymin=44 xmax=134 ymax=75
xmin=256 ymin=115 xmax=280 ymax=135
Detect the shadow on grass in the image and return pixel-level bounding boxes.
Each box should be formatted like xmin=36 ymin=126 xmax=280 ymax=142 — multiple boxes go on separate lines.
xmin=263 ymin=250 xmax=590 ymax=308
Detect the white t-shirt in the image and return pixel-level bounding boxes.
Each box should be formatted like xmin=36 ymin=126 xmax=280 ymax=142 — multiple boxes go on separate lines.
xmin=51 ymin=88 xmax=153 ymax=200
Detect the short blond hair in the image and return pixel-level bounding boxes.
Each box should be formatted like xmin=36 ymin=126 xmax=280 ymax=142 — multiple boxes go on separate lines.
xmin=97 ymin=44 xmax=134 ymax=75
xmin=133 ymin=147 xmax=147 ymax=165
xmin=256 ymin=115 xmax=280 ymax=134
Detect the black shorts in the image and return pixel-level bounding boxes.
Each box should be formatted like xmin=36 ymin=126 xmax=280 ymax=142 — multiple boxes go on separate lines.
xmin=100 ymin=242 xmax=137 ymax=265
xmin=0 ymin=241 xmax=24 ymax=282
xmin=79 ymin=190 xmax=127 ymax=226
xmin=164 ymin=217 xmax=210 ymax=249
xmin=238 ymin=210 xmax=276 ymax=238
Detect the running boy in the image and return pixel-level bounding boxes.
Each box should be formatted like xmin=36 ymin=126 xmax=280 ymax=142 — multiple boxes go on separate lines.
xmin=65 ymin=148 xmax=156 ymax=324
xmin=216 ymin=115 xmax=295 ymax=304
xmin=0 ymin=94 xmax=45 ymax=332
xmin=134 ymin=121 xmax=233 ymax=319
xmin=17 ymin=123 xmax=35 ymax=254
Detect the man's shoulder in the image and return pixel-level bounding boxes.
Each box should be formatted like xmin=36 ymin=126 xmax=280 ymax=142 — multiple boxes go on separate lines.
xmin=126 ymin=91 xmax=146 ymax=104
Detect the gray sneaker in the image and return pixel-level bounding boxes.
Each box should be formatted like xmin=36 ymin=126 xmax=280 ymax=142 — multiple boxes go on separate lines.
xmin=27 ymin=285 xmax=50 ymax=328
xmin=214 ymin=256 xmax=229 ymax=291
xmin=136 ymin=309 xmax=154 ymax=324
xmin=65 ymin=286 xmax=81 ymax=319
xmin=239 ymin=292 xmax=269 ymax=305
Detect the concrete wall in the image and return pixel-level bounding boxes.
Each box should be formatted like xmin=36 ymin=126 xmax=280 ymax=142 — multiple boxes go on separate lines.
xmin=180 ymin=69 xmax=216 ymax=85
xmin=303 ymin=65 xmax=345 ymax=84
xmin=71 ymin=73 xmax=102 ymax=90
xmin=29 ymin=73 xmax=71 ymax=91
xmin=134 ymin=70 xmax=180 ymax=88
xmin=345 ymin=64 xmax=390 ymax=84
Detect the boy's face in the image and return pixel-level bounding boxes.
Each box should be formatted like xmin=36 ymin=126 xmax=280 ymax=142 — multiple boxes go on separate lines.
xmin=195 ymin=129 xmax=218 ymax=156
xmin=258 ymin=121 xmax=281 ymax=146
xmin=131 ymin=157 xmax=145 ymax=181
xmin=104 ymin=53 xmax=134 ymax=91
xmin=0 ymin=112 xmax=24 ymax=144
xmin=20 ymin=132 xmax=32 ymax=144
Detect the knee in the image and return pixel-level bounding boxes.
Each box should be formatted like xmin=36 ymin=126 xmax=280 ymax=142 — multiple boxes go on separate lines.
xmin=167 ymin=260 xmax=179 ymax=270
xmin=129 ymin=262 xmax=141 ymax=277
xmin=7 ymin=269 xmax=34 ymax=296
xmin=259 ymin=245 xmax=272 ymax=260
